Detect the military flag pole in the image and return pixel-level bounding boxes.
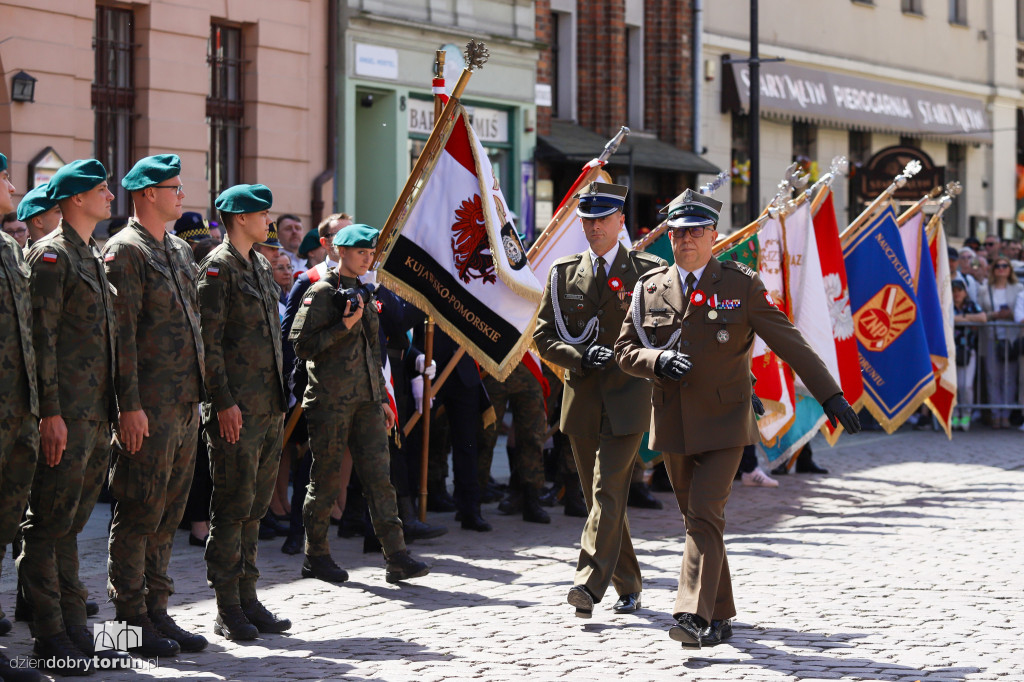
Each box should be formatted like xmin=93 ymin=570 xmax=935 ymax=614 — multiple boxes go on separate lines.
xmin=633 ymin=171 xmax=729 ymax=252
xmin=897 ymin=186 xmax=943 ymax=226
xmin=840 ymin=160 xmax=922 ymax=246
xmin=416 ymin=49 xmax=446 ymax=522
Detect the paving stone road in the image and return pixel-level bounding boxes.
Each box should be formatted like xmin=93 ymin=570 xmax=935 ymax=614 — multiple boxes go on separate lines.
xmin=1 ymin=427 xmax=1021 ymax=681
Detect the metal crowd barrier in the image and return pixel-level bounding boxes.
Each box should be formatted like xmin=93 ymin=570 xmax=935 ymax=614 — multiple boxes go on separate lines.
xmin=951 ymin=320 xmax=1023 ymax=410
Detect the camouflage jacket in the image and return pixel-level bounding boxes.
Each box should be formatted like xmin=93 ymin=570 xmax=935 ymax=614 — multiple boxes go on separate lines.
xmin=288 ymin=270 xmax=387 ymax=411
xmin=26 ymin=222 xmax=118 ymax=421
xmin=0 ymin=231 xmax=38 ymax=419
xmin=102 ymin=219 xmax=205 ymax=411
xmin=197 ymin=236 xmax=287 ymax=416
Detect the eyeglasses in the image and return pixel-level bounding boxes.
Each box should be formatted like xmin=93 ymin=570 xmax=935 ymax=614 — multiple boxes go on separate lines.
xmin=272 ymin=265 xmax=293 ymax=273
xmin=669 ymin=226 xmax=707 ymax=238
xmin=984 ymin=241 xmax=999 ymax=247
xmin=3 ymin=227 xmax=27 ymax=237
xmin=994 ymin=263 xmax=1010 ymax=269
xmin=152 ymin=184 xmax=185 ymax=194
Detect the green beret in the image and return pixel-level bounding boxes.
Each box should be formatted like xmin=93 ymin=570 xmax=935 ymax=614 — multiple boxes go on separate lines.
xmin=215 ymin=184 xmax=273 ymax=214
xmin=17 ymin=184 xmax=57 ymax=222
xmin=297 ymin=228 xmax=322 ymax=257
xmin=333 ymin=223 xmax=379 ymax=249
xmin=46 ymin=159 xmax=108 ymax=202
xmin=121 ymin=154 xmax=181 ymax=191
xmin=0 ymin=153 xmax=7 ymax=173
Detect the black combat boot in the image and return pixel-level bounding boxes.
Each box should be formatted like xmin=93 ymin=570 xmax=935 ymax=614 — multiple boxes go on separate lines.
xmin=563 ymin=478 xmax=588 ymax=518
xmin=0 ymin=650 xmax=44 ymax=681
xmin=66 ymin=624 xmax=132 ymax=664
xmin=240 ymin=599 xmax=291 ymax=634
xmin=214 ymin=604 xmax=258 ymax=641
xmin=148 ymin=609 xmax=208 ymax=652
xmin=384 ymin=550 xmax=430 ymax=584
xmin=497 ymin=488 xmax=523 ymax=516
xmin=301 ymin=554 xmax=349 ymax=583
xmin=123 ymin=612 xmax=181 ymax=657
xmin=398 ymin=496 xmax=447 ymax=541
xmin=32 ymin=630 xmax=93 ymax=676
xmin=522 ymin=488 xmax=551 ymax=524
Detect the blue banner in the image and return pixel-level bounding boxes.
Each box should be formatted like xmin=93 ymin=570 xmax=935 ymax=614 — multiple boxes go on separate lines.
xmin=912 ymin=222 xmax=948 ymax=362
xmin=843 ymin=205 xmax=935 ymax=432
xmin=760 ymin=393 xmax=826 ymax=466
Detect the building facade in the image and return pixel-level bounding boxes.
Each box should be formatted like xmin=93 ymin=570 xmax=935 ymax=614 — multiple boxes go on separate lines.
xmin=701 ymin=0 xmax=1024 ymax=239
xmin=0 ymin=0 xmax=331 ymax=229
xmin=336 ymin=0 xmax=541 ymax=232
xmin=533 ymin=0 xmax=719 ymax=238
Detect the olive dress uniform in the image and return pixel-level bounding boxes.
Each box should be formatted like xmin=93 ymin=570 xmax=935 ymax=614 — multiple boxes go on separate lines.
xmin=616 ymin=256 xmax=843 ymax=627
xmin=534 ymin=242 xmax=666 ymax=604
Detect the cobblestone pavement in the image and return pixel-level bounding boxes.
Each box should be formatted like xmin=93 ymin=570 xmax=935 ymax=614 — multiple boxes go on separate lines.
xmin=1 ymin=427 xmax=1022 ymax=681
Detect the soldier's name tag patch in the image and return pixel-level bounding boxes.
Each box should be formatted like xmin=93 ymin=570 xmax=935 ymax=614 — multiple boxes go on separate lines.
xmin=717 ymin=329 xmax=730 ymax=343
xmin=717 ymin=299 xmax=741 ymax=310
xmin=206 ymin=266 xmax=220 ymax=277
xmin=648 ymin=307 xmax=667 ymax=313
xmin=41 ymin=252 xmax=58 ymax=263
xmin=564 ymin=294 xmax=584 ymax=300
xmin=104 ymin=253 xmax=116 ymax=263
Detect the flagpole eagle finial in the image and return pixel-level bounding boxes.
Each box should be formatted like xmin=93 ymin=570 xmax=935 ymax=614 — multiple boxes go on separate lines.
xmin=700 ymin=171 xmax=730 ymax=196
xmin=464 ymin=40 xmax=489 ymax=71
xmin=946 ymin=181 xmax=962 ymax=197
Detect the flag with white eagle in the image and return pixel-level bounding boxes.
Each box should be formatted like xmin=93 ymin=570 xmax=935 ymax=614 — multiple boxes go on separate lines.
xmin=378 ymin=105 xmax=543 ymax=380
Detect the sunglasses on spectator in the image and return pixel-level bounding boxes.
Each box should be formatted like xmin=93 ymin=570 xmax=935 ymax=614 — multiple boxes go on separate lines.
xmin=994 ymin=263 xmax=1010 ymax=269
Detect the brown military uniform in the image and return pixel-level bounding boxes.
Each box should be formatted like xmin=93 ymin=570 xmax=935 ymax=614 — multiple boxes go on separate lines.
xmin=103 ymin=218 xmax=205 ymax=618
xmin=18 ymin=222 xmax=118 ymax=638
xmin=534 ymin=245 xmax=666 ymax=601
xmin=615 ymin=257 xmax=840 ymax=621
xmin=197 ymin=236 xmax=287 ymax=607
xmin=0 ymin=231 xmax=38 ymax=621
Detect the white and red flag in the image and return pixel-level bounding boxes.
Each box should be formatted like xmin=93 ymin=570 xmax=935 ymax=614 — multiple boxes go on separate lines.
xmin=379 ymin=105 xmax=542 ymax=380
xmin=813 ymin=191 xmax=864 ymax=445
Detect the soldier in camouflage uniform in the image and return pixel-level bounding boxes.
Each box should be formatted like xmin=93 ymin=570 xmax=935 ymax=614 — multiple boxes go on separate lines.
xmin=289 ymin=223 xmax=428 ymax=584
xmin=0 ymin=152 xmax=45 ymax=682
xmin=478 ymin=360 xmax=551 ymax=524
xmin=103 ymin=154 xmax=207 ymax=658
xmin=13 ymin=160 xmax=128 ymax=674
xmin=198 ymin=184 xmax=291 ymax=641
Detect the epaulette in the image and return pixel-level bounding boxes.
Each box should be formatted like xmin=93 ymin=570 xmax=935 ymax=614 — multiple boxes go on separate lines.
xmin=637 ymin=264 xmax=669 ymax=281
xmin=721 ymin=259 xmax=756 ymax=277
xmin=552 ymin=253 xmax=584 ymax=267
xmin=629 ymin=250 xmax=664 ymax=264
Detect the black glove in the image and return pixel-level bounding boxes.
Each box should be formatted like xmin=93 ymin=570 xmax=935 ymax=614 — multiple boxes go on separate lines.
xmin=581 ymin=344 xmax=614 ymax=370
xmin=822 ymin=393 xmax=861 ymax=434
xmin=654 ymin=351 xmax=692 ymax=381
xmin=752 ymin=393 xmax=765 ymax=417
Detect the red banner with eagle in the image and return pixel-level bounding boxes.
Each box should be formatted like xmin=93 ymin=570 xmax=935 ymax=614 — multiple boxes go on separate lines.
xmin=378 ymin=105 xmax=543 ymax=380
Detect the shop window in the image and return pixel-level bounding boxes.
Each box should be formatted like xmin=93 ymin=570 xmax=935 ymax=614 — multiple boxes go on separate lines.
xmin=730 ymin=113 xmax=751 ymax=227
xmin=949 ymin=0 xmax=967 ymax=25
xmin=92 ymin=4 xmax=135 ymax=215
xmin=848 ymin=129 xmax=872 ymax=224
xmin=550 ymin=10 xmax=574 ymax=120
xmin=792 ymin=121 xmax=818 ymax=181
xmin=947 ymin=143 xmax=966 ymax=235
xmin=899 ymin=136 xmax=920 ymax=149
xmin=626 ymin=25 xmax=643 ymax=129
xmin=208 ymin=23 xmax=244 ymax=213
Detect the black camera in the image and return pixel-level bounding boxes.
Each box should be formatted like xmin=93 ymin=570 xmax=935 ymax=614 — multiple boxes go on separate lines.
xmin=333 ymin=282 xmax=377 ymax=317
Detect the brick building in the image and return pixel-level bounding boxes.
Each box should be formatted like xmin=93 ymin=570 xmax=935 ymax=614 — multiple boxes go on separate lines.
xmin=533 ymin=0 xmax=718 ymax=236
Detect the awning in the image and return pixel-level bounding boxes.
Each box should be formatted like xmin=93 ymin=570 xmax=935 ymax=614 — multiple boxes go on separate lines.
xmin=721 ymin=56 xmax=992 ymax=144
xmin=537 ymin=120 xmax=721 ymax=175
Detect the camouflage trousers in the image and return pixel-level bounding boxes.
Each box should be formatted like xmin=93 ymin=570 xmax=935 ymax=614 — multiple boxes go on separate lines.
xmin=305 ymin=402 xmax=404 ymax=558
xmin=478 ymin=364 xmax=547 ymax=492
xmin=18 ymin=419 xmax=109 ymax=637
xmin=0 ymin=415 xmax=39 ymax=620
xmin=107 ymin=402 xmax=198 ymax=618
xmin=204 ymin=408 xmax=284 ymax=607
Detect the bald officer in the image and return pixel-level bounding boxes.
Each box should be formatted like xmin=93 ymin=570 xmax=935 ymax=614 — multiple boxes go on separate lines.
xmin=615 ymin=189 xmax=861 ymax=648
xmin=534 ymin=182 xmax=666 ymax=618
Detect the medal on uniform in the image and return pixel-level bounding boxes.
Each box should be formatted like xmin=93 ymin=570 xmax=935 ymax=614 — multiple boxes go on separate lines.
xmin=646 ymin=283 xmax=657 ymax=293
xmin=708 ymin=310 xmax=718 ymax=320
xmin=717 ymin=329 xmax=730 ymax=343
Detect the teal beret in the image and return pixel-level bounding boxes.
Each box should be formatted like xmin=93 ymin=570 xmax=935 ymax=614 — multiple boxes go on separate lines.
xmin=333 ymin=223 xmax=379 ymax=249
xmin=17 ymin=184 xmax=57 ymax=222
xmin=121 ymin=154 xmax=181 ymax=191
xmin=215 ymin=184 xmax=273 ymax=214
xmin=0 ymin=153 xmax=7 ymax=173
xmin=297 ymin=229 xmax=322 ymax=257
xmin=46 ymin=159 xmax=108 ymax=202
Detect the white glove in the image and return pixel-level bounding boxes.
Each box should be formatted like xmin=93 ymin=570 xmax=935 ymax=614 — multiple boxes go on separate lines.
xmin=415 ymin=356 xmax=437 ymax=380
xmin=411 ymin=375 xmax=424 ymax=413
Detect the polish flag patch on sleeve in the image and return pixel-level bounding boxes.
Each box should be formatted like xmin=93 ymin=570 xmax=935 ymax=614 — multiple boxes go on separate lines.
xmin=302 ymin=296 xmax=313 ymax=306
xmin=206 ymin=266 xmax=220 ymax=277
xmin=42 ymin=252 xmax=58 ymax=263
xmin=104 ymin=253 xmax=116 ymax=262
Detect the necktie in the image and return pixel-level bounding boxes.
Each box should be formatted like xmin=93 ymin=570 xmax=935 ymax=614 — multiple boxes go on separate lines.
xmin=683 ymin=272 xmax=696 ymax=312
xmin=595 ymin=256 xmax=607 ymax=290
